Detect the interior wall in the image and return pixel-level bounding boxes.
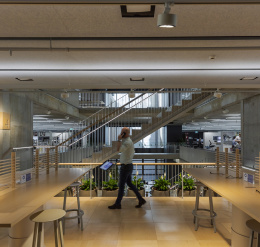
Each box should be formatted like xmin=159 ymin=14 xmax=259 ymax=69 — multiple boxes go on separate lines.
xmin=242 ymin=95 xmax=260 ymax=168
xmin=0 ymin=93 xmax=33 ymax=170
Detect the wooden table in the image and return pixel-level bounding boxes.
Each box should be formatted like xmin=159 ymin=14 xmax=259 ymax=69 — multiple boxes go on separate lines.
xmin=0 ymin=167 xmax=91 ymax=247
xmin=184 ymin=167 xmax=259 ymax=247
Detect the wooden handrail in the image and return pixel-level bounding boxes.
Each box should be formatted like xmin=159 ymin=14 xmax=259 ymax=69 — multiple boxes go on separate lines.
xmin=58 ymin=162 xmax=216 ymax=166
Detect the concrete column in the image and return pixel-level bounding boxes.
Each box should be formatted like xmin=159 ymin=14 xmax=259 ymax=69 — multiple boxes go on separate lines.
xmin=242 ymin=94 xmax=260 ymax=168
xmin=0 ymin=93 xmax=33 ymax=170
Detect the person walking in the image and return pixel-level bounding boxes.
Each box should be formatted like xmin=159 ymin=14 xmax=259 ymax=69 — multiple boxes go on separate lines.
xmin=108 ymin=127 xmax=146 ymax=209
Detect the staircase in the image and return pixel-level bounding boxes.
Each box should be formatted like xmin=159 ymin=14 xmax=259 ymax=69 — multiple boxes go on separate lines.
xmin=56 ymin=90 xmax=212 ymax=164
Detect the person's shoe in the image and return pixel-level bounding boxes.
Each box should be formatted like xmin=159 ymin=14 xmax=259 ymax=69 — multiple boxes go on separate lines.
xmin=135 ymin=198 xmax=146 ymax=208
xmin=108 ymin=204 xmax=121 ymax=209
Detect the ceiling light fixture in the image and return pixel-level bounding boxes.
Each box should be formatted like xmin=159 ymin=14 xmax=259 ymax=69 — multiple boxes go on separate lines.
xmin=130 ymin=77 xmax=145 ymax=81
xmin=61 ymin=92 xmax=70 ymax=99
xmin=157 ymin=2 xmax=177 ymax=28
xmin=213 ymin=89 xmax=222 ymax=98
xmin=65 ymin=116 xmax=70 ymax=120
xmin=222 ymin=109 xmax=229 ymax=114
xmin=15 ymin=78 xmax=33 ymax=82
xmin=240 ymin=77 xmax=258 ymax=80
xmin=46 ymin=110 xmax=51 ymax=115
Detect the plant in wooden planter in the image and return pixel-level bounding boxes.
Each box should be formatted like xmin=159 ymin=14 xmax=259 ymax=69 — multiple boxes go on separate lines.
xmin=127 ymin=176 xmax=145 ymax=197
xmin=79 ymin=179 xmax=97 ymax=197
xmin=151 ymin=174 xmax=171 ymax=197
xmin=175 ymin=174 xmax=196 ymax=197
xmin=102 ymin=172 xmax=119 ymax=197
xmin=55 ymin=186 xmax=73 ymax=197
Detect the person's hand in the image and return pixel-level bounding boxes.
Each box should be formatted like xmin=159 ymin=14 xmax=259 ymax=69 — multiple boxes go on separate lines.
xmin=118 ymin=134 xmax=122 ymax=141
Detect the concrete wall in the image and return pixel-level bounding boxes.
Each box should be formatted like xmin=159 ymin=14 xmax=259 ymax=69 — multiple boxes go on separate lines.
xmin=180 ymin=146 xmax=216 ymax=163
xmin=0 ymin=93 xmax=33 ymax=170
xmin=242 ymin=95 xmax=260 ymax=168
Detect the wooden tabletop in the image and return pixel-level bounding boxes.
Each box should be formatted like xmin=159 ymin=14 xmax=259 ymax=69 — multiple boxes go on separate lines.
xmin=0 ymin=167 xmax=90 ymax=227
xmin=184 ymin=168 xmax=260 ymax=222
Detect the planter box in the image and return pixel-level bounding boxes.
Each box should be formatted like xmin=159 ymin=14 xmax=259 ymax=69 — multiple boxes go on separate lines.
xmin=102 ymin=189 xmax=119 ymax=197
xmin=151 ymin=189 xmax=170 ymax=197
xmin=55 ymin=190 xmax=72 ymax=197
xmin=177 ymin=189 xmax=196 ymax=197
xmin=79 ymin=189 xmax=97 ymax=197
xmin=127 ymin=189 xmax=145 ymax=197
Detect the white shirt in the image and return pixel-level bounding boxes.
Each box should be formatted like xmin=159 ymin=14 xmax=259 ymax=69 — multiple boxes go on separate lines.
xmin=119 ymin=137 xmax=135 ymax=164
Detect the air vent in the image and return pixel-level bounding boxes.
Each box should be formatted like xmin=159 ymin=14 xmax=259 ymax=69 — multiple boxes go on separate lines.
xmin=15 ymin=78 xmax=33 ymax=82
xmin=121 ymin=5 xmax=155 ymax=18
xmin=130 ymin=78 xmax=145 ymax=81
xmin=240 ymin=77 xmax=258 ymax=80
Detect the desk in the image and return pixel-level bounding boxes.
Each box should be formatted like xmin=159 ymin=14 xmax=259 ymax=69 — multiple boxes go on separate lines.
xmin=0 ymin=167 xmax=91 ymax=247
xmin=184 ymin=167 xmax=259 ymax=247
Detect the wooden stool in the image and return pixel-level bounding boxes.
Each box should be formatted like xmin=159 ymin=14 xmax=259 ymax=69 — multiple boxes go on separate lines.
xmin=192 ymin=182 xmax=217 ymax=233
xmin=63 ymin=182 xmax=84 ymax=233
xmin=246 ymin=219 xmax=260 ymax=247
xmin=30 ymin=209 xmax=66 ymax=247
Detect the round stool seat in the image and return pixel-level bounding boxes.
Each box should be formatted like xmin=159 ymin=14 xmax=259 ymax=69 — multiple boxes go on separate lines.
xmin=247 ymin=219 xmax=260 ymax=233
xmin=30 ymin=209 xmax=66 ymax=223
xmin=70 ymin=182 xmax=81 ymax=187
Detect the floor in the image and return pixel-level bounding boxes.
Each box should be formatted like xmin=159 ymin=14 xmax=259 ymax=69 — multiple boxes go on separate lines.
xmin=0 ymin=197 xmax=232 ymax=247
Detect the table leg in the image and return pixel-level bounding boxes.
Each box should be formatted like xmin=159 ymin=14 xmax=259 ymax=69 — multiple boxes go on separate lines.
xmin=231 ymin=205 xmax=252 ymax=247
xmin=8 ymin=206 xmax=44 ymax=247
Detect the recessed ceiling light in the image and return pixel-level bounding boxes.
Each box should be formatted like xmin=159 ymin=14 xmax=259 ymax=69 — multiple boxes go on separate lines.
xmin=15 ymin=78 xmax=34 ymax=81
xmin=240 ymin=77 xmax=258 ymax=80
xmin=130 ymin=78 xmax=145 ymax=81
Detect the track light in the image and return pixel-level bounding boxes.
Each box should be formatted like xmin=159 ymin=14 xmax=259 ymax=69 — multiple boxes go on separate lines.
xmin=157 ymin=2 xmax=177 ymax=28
xmin=213 ymin=89 xmax=222 ymax=98
xmin=61 ymin=92 xmax=70 ymax=99
xmin=222 ymin=109 xmax=229 ymax=114
xmin=46 ymin=110 xmax=51 ymax=115
xmin=65 ymin=116 xmax=70 ymax=120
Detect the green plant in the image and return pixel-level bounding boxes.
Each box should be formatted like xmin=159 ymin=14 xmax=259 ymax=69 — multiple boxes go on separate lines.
xmin=102 ymin=172 xmax=118 ymax=191
xmin=130 ymin=176 xmax=144 ymax=191
xmin=80 ymin=179 xmax=96 ymax=191
xmin=153 ymin=175 xmax=171 ymax=191
xmin=175 ymin=174 xmax=195 ymax=191
xmin=102 ymin=179 xmax=118 ymax=191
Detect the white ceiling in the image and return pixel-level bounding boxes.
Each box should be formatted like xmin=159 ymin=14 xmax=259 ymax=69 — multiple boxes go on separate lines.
xmin=0 ymin=3 xmax=260 ymax=90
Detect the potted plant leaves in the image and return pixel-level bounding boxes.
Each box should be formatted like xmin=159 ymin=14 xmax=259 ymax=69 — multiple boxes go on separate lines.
xmin=175 ymin=173 xmax=196 ymax=197
xmin=79 ymin=179 xmax=97 ymax=197
xmin=102 ymin=172 xmax=119 ymax=197
xmin=127 ymin=176 xmax=145 ymax=197
xmin=151 ymin=174 xmax=171 ymax=197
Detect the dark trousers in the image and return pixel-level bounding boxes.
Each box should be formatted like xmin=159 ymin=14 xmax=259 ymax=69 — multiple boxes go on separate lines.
xmin=115 ymin=164 xmax=143 ymax=205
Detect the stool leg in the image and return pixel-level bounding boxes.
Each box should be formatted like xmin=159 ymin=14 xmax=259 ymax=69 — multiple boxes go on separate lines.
xmin=37 ymin=223 xmax=42 ymax=247
xmin=62 ymin=187 xmax=67 ymax=234
xmin=257 ymin=232 xmax=260 ymax=247
xmin=32 ymin=222 xmax=38 ymax=247
xmin=76 ymin=185 xmax=84 ymax=230
xmin=76 ymin=186 xmax=80 ymax=225
xmin=194 ymin=185 xmax=201 ymax=224
xmin=209 ymin=189 xmax=217 ymax=233
xmin=249 ymin=230 xmax=254 ymax=247
xmin=63 ymin=187 xmax=67 ymax=211
xmin=58 ymin=219 xmax=65 ymax=247
xmin=54 ymin=220 xmax=59 ymax=247
xmin=195 ymin=217 xmax=198 ymax=231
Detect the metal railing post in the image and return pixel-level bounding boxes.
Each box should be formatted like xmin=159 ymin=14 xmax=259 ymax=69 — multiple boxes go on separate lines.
xmin=11 ymin=152 xmax=16 ymax=188
xmin=35 ymin=149 xmax=39 ymax=179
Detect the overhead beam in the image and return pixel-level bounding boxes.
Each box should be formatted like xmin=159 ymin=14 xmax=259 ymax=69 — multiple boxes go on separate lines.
xmin=27 ymin=92 xmax=83 ymax=119
xmin=0 ymin=0 xmax=260 ymax=4
xmin=193 ymin=92 xmax=259 ymax=118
